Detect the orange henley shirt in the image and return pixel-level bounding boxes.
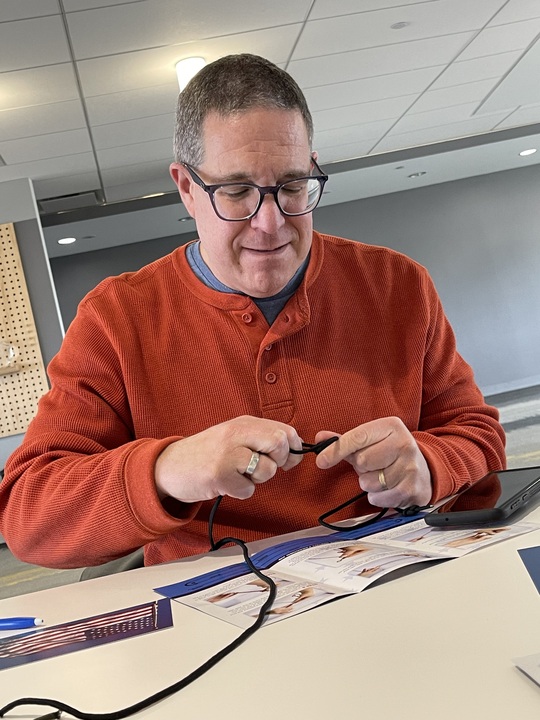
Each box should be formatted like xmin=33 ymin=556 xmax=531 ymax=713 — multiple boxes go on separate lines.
xmin=0 ymin=232 xmax=505 ymax=568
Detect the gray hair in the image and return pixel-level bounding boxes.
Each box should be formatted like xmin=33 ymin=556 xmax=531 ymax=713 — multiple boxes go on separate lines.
xmin=173 ymin=54 xmax=313 ymax=165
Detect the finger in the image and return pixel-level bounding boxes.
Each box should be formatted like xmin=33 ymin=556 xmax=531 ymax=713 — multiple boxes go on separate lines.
xmin=314 ymin=430 xmax=342 ymax=444
xmin=312 ymin=430 xmax=341 ymax=469
xmin=282 ymin=451 xmax=304 ymax=471
xmin=240 ymin=422 xmax=303 ymax=468
xmin=359 ymin=469 xmax=394 ymax=494
xmin=241 ymin=452 xmax=278 ymax=485
xmin=316 ymin=421 xmax=393 ymax=470
xmin=222 ymin=475 xmax=257 ymax=500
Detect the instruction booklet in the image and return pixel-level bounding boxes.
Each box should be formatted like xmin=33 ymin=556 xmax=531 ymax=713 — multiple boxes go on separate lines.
xmin=155 ymin=517 xmax=538 ymax=628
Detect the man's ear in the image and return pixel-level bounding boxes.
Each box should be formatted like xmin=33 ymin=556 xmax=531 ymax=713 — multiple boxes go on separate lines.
xmin=170 ymin=162 xmax=196 ymax=217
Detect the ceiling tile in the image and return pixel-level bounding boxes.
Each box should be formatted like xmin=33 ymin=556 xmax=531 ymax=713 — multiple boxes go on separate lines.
xmin=0 ymin=0 xmax=60 ymax=21
xmin=0 ymin=100 xmax=86 ymax=141
xmin=314 ymin=120 xmax=395 ymax=147
xmin=458 ymin=18 xmax=540 ymax=60
xmin=101 ymin=158 xmax=172 ymax=187
xmin=431 ymin=51 xmax=522 ymax=88
xmin=411 ymin=79 xmax=498 ymax=113
xmin=489 ymin=0 xmax=540 ymax=25
xmin=86 ymin=83 xmax=178 ymax=125
xmin=498 ymin=103 xmax=540 ymax=128
xmin=92 ymin=114 xmax=173 ymax=150
xmin=0 ymin=129 xmax=93 ymax=164
xmin=374 ymin=111 xmax=511 ymax=151
xmin=313 ymin=95 xmax=416 ymax=133
xmin=104 ymin=175 xmax=178 ymax=203
xmin=77 ymin=25 xmax=300 ymax=96
xmin=317 ymin=141 xmax=378 ymax=164
xmin=66 ymin=0 xmax=310 ymax=59
xmin=97 ymin=139 xmax=172 ymax=169
xmin=0 ymin=65 xmax=80 ymax=110
xmin=310 ymin=0 xmax=443 ymax=20
xmin=304 ymin=66 xmax=442 ymax=112
xmin=0 ymin=153 xmax=98 ymax=183
xmin=294 ymin=0 xmax=505 ymax=59
xmin=0 ymin=16 xmax=71 ymax=72
xmin=289 ymin=34 xmax=475 ymax=88
xmin=63 ymin=0 xmax=143 ymax=10
xmin=391 ymin=102 xmax=485 ymax=133
xmin=33 ymin=170 xmax=102 ymax=200
xmin=477 ymin=36 xmax=540 ymax=114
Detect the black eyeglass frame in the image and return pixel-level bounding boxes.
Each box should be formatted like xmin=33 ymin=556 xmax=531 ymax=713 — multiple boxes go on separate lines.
xmin=183 ymin=158 xmax=328 ymax=221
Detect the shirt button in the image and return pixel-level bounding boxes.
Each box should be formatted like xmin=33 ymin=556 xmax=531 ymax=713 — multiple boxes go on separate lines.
xmin=265 ymin=372 xmax=277 ymax=384
xmin=265 ymin=344 xmax=273 ymax=351
xmin=241 ymin=313 xmax=253 ymax=324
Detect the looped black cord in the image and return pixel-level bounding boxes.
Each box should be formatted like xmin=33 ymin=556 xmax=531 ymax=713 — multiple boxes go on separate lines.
xmin=318 ymin=491 xmax=388 ymax=531
xmin=289 ymin=436 xmax=340 ymax=455
xmin=0 ymin=435 xmax=418 ymax=719
xmin=0 ymin=536 xmax=276 ymax=720
xmin=0 ymin=498 xmax=277 ymax=720
xmin=289 ymin=436 xmax=390 ymax=530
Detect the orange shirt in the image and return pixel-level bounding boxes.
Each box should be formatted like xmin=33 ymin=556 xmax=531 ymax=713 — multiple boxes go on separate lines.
xmin=0 ymin=232 xmax=505 ymax=568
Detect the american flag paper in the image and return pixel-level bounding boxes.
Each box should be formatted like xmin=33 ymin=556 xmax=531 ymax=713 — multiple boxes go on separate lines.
xmin=0 ymin=598 xmax=172 ymax=671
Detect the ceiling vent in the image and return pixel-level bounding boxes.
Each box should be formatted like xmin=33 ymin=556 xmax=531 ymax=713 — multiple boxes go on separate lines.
xmin=38 ymin=190 xmax=103 ymax=214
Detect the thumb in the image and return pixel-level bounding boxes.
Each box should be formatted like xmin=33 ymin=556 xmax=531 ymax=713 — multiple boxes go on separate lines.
xmin=314 ymin=430 xmax=341 ymax=444
xmin=314 ymin=430 xmax=342 ymax=469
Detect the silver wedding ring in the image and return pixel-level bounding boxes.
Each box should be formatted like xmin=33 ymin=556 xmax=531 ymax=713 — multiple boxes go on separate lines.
xmin=378 ymin=469 xmax=388 ymax=491
xmin=244 ymin=451 xmax=261 ymax=476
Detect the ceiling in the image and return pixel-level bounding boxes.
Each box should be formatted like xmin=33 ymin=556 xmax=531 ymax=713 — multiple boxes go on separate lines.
xmin=2 ymin=0 xmax=540 ymax=258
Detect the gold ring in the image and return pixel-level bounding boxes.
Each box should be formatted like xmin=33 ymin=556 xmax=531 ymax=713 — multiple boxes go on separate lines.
xmin=378 ymin=469 xmax=388 ymax=491
xmin=244 ymin=451 xmax=260 ymax=476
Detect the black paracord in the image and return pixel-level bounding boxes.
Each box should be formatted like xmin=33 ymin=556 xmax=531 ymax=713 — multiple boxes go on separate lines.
xmin=0 ymin=435 xmax=425 ymax=719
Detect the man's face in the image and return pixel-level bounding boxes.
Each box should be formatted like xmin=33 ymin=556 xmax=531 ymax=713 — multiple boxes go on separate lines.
xmin=170 ymin=108 xmax=315 ymax=298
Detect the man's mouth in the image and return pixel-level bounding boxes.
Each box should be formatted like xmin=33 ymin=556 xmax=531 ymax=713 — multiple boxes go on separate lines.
xmin=244 ymin=243 xmax=288 ymax=254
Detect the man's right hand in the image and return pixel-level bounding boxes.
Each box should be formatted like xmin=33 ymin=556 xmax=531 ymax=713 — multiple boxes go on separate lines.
xmin=154 ymin=415 xmax=304 ymax=503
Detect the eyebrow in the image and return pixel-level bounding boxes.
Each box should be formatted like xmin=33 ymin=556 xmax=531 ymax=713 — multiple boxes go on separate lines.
xmin=210 ymin=168 xmax=312 ymax=185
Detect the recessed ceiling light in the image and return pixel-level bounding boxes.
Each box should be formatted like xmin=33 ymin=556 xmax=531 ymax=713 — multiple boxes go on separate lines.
xmin=175 ymin=57 xmax=206 ymax=90
xmin=519 ymin=148 xmax=537 ymax=157
xmin=408 ymin=171 xmax=426 ymax=178
xmin=57 ymin=237 xmax=77 ymax=245
xmin=391 ymin=21 xmax=410 ymax=30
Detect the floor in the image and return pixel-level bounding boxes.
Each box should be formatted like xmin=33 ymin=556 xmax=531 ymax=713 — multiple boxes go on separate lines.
xmin=1 ymin=385 xmax=540 ymax=600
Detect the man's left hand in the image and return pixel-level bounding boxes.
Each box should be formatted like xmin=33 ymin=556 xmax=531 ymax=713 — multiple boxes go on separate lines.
xmin=314 ymin=417 xmax=432 ymax=509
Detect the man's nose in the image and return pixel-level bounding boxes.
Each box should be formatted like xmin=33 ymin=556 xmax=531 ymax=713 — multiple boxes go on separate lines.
xmin=250 ymin=192 xmax=285 ymax=231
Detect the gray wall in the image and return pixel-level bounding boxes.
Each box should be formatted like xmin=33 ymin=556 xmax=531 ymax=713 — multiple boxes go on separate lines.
xmin=315 ymin=164 xmax=540 ymax=396
xmin=50 ymin=163 xmax=540 ymax=397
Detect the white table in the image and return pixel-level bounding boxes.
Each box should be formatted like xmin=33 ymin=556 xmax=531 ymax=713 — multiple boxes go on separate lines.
xmin=1 ymin=511 xmax=540 ymax=720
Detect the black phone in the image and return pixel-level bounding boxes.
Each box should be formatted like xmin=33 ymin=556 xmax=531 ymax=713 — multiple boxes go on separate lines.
xmin=424 ymin=466 xmax=540 ymax=527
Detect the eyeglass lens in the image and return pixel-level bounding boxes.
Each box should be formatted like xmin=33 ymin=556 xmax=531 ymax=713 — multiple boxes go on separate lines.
xmin=213 ymin=177 xmax=323 ymax=220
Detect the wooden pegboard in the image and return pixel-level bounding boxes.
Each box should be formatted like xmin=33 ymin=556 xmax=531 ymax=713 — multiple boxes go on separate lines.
xmin=0 ymin=223 xmax=49 ymax=437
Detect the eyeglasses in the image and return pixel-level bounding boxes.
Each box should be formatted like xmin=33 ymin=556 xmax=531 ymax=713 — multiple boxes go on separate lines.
xmin=183 ymin=159 xmax=328 ymax=221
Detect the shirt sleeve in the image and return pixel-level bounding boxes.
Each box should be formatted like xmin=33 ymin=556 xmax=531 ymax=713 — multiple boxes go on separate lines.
xmin=411 ymin=269 xmax=506 ymax=501
xmin=0 ymin=296 xmax=200 ymax=569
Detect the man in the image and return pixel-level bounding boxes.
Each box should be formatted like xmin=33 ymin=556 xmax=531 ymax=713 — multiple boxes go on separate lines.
xmin=0 ymin=54 xmax=505 ymax=569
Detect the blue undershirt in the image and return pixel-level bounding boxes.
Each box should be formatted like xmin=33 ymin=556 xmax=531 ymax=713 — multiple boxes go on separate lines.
xmin=186 ymin=240 xmax=308 ymax=326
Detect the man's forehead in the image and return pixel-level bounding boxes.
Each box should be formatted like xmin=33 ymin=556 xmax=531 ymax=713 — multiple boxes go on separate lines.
xmin=199 ymin=108 xmax=312 ymax=180
xmin=201 ymin=107 xmax=310 ymax=144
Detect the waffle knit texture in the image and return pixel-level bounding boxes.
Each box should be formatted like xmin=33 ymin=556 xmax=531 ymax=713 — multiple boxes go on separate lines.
xmin=0 ymin=232 xmax=505 ymax=568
